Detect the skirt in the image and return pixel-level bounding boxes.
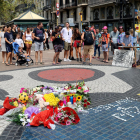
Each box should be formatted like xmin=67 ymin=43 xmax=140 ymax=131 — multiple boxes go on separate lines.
xmin=1 ymin=43 xmax=6 ymax=52
xmin=73 ymin=40 xmax=81 ymax=47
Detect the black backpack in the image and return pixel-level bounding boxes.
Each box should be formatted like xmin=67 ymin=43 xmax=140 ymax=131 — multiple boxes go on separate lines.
xmin=84 ymin=31 xmax=94 ymax=45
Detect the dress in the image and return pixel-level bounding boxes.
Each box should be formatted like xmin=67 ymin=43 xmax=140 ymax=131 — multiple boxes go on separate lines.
xmin=0 ymin=32 xmax=6 ymax=52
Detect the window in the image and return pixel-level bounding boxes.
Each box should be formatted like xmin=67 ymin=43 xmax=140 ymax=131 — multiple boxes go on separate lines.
xmin=60 ymin=0 xmax=63 ymax=6
xmin=83 ymin=7 xmax=86 ymax=20
xmin=65 ymin=0 xmax=69 ymax=4
xmin=67 ymin=10 xmax=69 ymax=18
xmin=60 ymin=12 xmax=63 ymax=23
xmin=47 ymin=12 xmax=48 ymax=19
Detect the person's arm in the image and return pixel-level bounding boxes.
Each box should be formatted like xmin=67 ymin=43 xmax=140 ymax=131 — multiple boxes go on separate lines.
xmin=33 ymin=29 xmax=40 ymax=40
xmin=23 ymin=32 xmax=26 ymax=41
xmin=91 ymin=32 xmax=94 ymax=40
xmin=0 ymin=33 xmax=1 ymax=47
xmin=5 ymin=38 xmax=11 ymax=44
xmin=81 ymin=32 xmax=84 ymax=41
xmin=44 ymin=32 xmax=46 ymax=43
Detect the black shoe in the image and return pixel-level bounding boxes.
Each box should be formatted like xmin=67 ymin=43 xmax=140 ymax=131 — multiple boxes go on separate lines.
xmin=89 ymin=63 xmax=92 ymax=66
xmin=12 ymin=57 xmax=16 ymax=60
xmin=58 ymin=58 xmax=62 ymax=62
xmin=80 ymin=58 xmax=82 ymax=62
xmin=83 ymin=62 xmax=86 ymax=65
xmin=77 ymin=58 xmax=79 ymax=62
xmin=71 ymin=57 xmax=76 ymax=60
xmin=69 ymin=56 xmax=71 ymax=60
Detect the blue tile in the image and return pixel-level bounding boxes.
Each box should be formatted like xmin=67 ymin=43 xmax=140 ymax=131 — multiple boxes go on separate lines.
xmin=58 ymin=134 xmax=67 ymax=139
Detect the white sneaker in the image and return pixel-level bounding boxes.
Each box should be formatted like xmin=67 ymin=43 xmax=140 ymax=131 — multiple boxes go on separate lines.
xmin=67 ymin=59 xmax=71 ymax=62
xmin=64 ymin=58 xmax=67 ymax=61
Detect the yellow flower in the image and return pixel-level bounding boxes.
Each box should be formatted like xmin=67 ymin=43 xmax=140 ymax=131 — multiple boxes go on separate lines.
xmin=69 ymin=93 xmax=76 ymax=97
xmin=22 ymin=106 xmax=26 ymax=112
xmin=13 ymin=101 xmax=18 ymax=107
xmin=76 ymin=96 xmax=82 ymax=101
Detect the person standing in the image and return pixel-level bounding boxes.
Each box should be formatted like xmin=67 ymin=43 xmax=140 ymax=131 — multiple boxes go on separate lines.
xmin=0 ymin=26 xmax=7 ymax=63
xmin=101 ymin=26 xmax=110 ymax=63
xmin=110 ymin=27 xmax=119 ymax=54
xmin=33 ymin=22 xmax=46 ymax=64
xmin=61 ymin=22 xmax=72 ymax=62
xmin=72 ymin=28 xmax=82 ymax=62
xmin=93 ymin=29 xmax=101 ymax=59
xmin=11 ymin=24 xmax=17 ymax=60
xmin=81 ymin=26 xmax=94 ymax=66
xmin=44 ymin=29 xmax=49 ymax=50
xmin=52 ymin=26 xmax=63 ymax=65
xmin=117 ymin=26 xmax=125 ymax=47
xmin=23 ymin=27 xmax=33 ymax=56
xmin=91 ymin=25 xmax=96 ymax=36
xmin=4 ymin=25 xmax=14 ymax=66
xmin=17 ymin=27 xmax=23 ymax=39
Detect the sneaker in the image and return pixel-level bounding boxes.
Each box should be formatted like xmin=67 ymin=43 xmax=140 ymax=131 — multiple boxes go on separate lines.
xmin=67 ymin=59 xmax=71 ymax=62
xmin=89 ymin=63 xmax=92 ymax=66
xmin=69 ymin=56 xmax=71 ymax=60
xmin=58 ymin=58 xmax=62 ymax=62
xmin=71 ymin=57 xmax=76 ymax=60
xmin=64 ymin=58 xmax=67 ymax=62
xmin=77 ymin=58 xmax=79 ymax=62
xmin=83 ymin=62 xmax=86 ymax=65
xmin=80 ymin=58 xmax=82 ymax=62
xmin=92 ymin=57 xmax=96 ymax=59
xmin=97 ymin=57 xmax=100 ymax=60
xmin=12 ymin=57 xmax=16 ymax=60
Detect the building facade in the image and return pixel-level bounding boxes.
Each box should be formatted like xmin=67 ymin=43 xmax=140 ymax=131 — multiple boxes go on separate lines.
xmin=34 ymin=0 xmax=140 ymax=31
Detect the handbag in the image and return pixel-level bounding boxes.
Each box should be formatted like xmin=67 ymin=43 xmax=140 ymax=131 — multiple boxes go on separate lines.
xmin=77 ymin=43 xmax=79 ymax=47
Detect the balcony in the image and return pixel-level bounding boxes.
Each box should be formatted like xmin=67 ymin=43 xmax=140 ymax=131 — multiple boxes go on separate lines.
xmin=89 ymin=0 xmax=116 ymax=7
xmin=60 ymin=1 xmax=77 ymax=10
xmin=77 ymin=0 xmax=88 ymax=6
xmin=43 ymin=5 xmax=51 ymax=10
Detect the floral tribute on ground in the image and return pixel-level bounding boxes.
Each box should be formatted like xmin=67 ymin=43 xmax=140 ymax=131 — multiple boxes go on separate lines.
xmin=0 ymin=81 xmax=90 ymax=129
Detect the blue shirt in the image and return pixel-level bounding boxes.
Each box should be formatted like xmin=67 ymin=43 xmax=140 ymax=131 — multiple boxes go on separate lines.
xmin=4 ymin=32 xmax=13 ymax=47
xmin=95 ymin=33 xmax=101 ymax=45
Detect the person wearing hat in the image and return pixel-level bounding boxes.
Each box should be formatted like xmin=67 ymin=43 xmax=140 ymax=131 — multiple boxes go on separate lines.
xmin=122 ymin=31 xmax=132 ymax=50
xmin=117 ymin=26 xmax=125 ymax=47
xmin=101 ymin=26 xmax=110 ymax=63
xmin=52 ymin=26 xmax=63 ymax=65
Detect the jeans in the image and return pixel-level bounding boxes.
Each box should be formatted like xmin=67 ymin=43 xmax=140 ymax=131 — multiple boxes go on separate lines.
xmin=94 ymin=44 xmax=100 ymax=57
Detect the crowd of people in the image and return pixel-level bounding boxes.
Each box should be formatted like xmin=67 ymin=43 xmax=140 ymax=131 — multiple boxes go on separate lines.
xmin=0 ymin=22 xmax=139 ymax=66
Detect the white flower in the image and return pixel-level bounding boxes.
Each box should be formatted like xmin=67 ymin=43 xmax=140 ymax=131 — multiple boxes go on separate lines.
xmin=33 ymin=88 xmax=36 ymax=91
xmin=83 ymin=86 xmax=88 ymax=90
xmin=65 ymin=86 xmax=68 ymax=89
xmin=36 ymin=87 xmax=40 ymax=90
xmin=22 ymin=121 xmax=26 ymax=126
xmin=20 ymin=118 xmax=26 ymax=122
xmin=19 ymin=114 xmax=23 ymax=117
xmin=27 ymin=119 xmax=31 ymax=123
xmin=24 ymin=114 xmax=28 ymax=119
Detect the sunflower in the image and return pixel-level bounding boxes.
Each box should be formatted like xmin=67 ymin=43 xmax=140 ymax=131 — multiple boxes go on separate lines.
xmin=69 ymin=93 xmax=75 ymax=97
xmin=76 ymin=96 xmax=82 ymax=101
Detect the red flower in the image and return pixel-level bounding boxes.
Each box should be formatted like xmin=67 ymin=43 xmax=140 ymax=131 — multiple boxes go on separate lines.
xmin=87 ymin=102 xmax=90 ymax=105
xmin=9 ymin=99 xmax=12 ymax=102
xmin=66 ymin=112 xmax=71 ymax=116
xmin=72 ymin=119 xmax=79 ymax=124
xmin=69 ymin=86 xmax=72 ymax=88
xmin=61 ymin=120 xmax=66 ymax=125
xmin=84 ymin=99 xmax=87 ymax=102
xmin=84 ymin=104 xmax=87 ymax=107
xmin=78 ymin=87 xmax=82 ymax=90
xmin=64 ymin=117 xmax=69 ymax=121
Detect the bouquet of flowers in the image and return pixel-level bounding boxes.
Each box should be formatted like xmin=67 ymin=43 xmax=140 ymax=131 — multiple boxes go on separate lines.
xmin=54 ymin=107 xmax=80 ymax=125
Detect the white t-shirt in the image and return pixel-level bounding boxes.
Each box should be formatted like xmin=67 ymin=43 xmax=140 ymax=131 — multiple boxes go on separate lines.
xmin=61 ymin=27 xmax=72 ymax=43
xmin=15 ymin=38 xmax=24 ymax=47
xmin=44 ymin=32 xmax=48 ymax=39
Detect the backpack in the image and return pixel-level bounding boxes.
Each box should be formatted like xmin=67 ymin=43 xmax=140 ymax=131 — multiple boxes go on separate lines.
xmin=84 ymin=31 xmax=94 ymax=45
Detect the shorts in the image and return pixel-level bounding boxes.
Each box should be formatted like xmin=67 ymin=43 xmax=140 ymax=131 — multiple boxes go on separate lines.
xmin=34 ymin=42 xmax=43 ymax=51
xmin=102 ymin=44 xmax=108 ymax=52
xmin=54 ymin=44 xmax=63 ymax=52
xmin=64 ymin=42 xmax=71 ymax=51
xmin=84 ymin=45 xmax=94 ymax=55
xmin=25 ymin=40 xmax=32 ymax=45
xmin=111 ymin=43 xmax=118 ymax=52
xmin=6 ymin=44 xmax=13 ymax=53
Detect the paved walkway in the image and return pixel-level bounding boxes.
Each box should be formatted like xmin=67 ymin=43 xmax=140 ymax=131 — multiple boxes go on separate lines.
xmin=0 ymin=43 xmax=140 ymax=140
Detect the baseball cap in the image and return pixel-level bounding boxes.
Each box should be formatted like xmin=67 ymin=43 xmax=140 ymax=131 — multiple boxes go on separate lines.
xmin=102 ymin=26 xmax=108 ymax=30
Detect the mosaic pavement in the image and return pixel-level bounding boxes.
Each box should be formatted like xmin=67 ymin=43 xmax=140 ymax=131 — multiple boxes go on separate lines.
xmin=0 ymin=64 xmax=140 ymax=140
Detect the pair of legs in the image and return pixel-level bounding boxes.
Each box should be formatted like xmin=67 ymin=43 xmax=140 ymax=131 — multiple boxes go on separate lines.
xmin=94 ymin=45 xmax=100 ymax=58
xmin=35 ymin=51 xmax=43 ymax=63
xmin=25 ymin=43 xmax=32 ymax=56
xmin=75 ymin=47 xmax=82 ymax=59
xmin=70 ymin=45 xmax=73 ymax=58
xmin=53 ymin=52 xmax=60 ymax=64
xmin=2 ymin=52 xmax=7 ymax=63
xmin=5 ymin=52 xmax=12 ymax=65
xmin=64 ymin=50 xmax=69 ymax=59
xmin=103 ymin=51 xmax=108 ymax=62
xmin=46 ymin=38 xmax=50 ymax=50
xmin=64 ymin=42 xmax=71 ymax=60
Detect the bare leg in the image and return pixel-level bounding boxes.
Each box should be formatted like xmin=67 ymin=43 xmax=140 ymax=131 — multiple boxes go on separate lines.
xmin=10 ymin=53 xmax=12 ymax=64
xmin=89 ymin=55 xmax=92 ymax=63
xmin=64 ymin=50 xmax=67 ymax=58
xmin=66 ymin=51 xmax=69 ymax=59
xmin=75 ymin=47 xmax=78 ymax=58
xmin=6 ymin=52 xmax=11 ymax=64
xmin=29 ymin=44 xmax=32 ymax=56
xmin=56 ymin=52 xmax=60 ymax=63
xmin=40 ymin=51 xmax=43 ymax=62
xmin=2 ymin=52 xmax=4 ymax=63
xmin=53 ymin=52 xmax=57 ymax=64
xmin=78 ymin=47 xmax=82 ymax=58
xmin=70 ymin=45 xmax=73 ymax=57
xmin=35 ymin=51 xmax=38 ymax=62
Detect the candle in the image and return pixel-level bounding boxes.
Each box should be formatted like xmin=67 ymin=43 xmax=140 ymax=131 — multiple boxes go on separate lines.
xmin=63 ymin=97 xmax=67 ymax=106
xmin=70 ymin=96 xmax=73 ymax=104
xmin=67 ymin=96 xmax=70 ymax=102
xmin=73 ymin=97 xmax=76 ymax=103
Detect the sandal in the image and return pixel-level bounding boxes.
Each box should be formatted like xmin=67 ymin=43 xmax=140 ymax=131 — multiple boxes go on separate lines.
xmin=104 ymin=61 xmax=109 ymax=63
xmin=40 ymin=62 xmax=44 ymax=65
xmin=56 ymin=62 xmax=61 ymax=64
xmin=5 ymin=63 xmax=10 ymax=66
xmin=2 ymin=62 xmax=4 ymax=64
xmin=52 ymin=63 xmax=56 ymax=65
xmin=102 ymin=59 xmax=105 ymax=62
xmin=10 ymin=63 xmax=15 ymax=65
xmin=35 ymin=62 xmax=38 ymax=65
